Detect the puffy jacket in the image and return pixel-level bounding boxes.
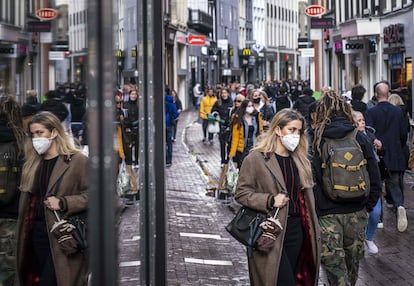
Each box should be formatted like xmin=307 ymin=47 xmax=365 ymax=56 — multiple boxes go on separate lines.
xmin=199 ymin=95 xmax=217 ymax=120
xmin=229 ymin=113 xmax=263 ymax=157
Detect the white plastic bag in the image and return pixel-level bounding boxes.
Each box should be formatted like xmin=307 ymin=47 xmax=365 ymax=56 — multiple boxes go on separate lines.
xmin=207 ymin=121 xmax=220 ymax=133
xmin=226 ymin=160 xmax=239 ymax=193
xmin=117 ymin=160 xmax=131 ymax=196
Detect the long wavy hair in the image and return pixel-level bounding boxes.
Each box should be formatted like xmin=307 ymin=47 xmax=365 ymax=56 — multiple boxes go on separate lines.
xmin=254 ymin=109 xmax=313 ymax=188
xmin=20 ymin=111 xmax=80 ymax=192
xmin=313 ymin=89 xmax=353 ymax=155
xmin=230 ymin=99 xmax=249 ymax=127
xmin=0 ymin=95 xmax=25 ymax=156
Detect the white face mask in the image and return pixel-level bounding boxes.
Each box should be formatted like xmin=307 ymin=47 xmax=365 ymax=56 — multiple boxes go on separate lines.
xmin=281 ymin=134 xmax=300 ymax=152
xmin=32 ymin=137 xmax=52 ymax=155
xmin=246 ymin=106 xmax=255 ymax=114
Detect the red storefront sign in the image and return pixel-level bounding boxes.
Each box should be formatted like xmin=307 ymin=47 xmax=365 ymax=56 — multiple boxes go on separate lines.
xmin=305 ymin=5 xmax=326 ymax=17
xmin=36 ymin=8 xmax=58 ymax=21
xmin=188 ymin=35 xmax=206 ymax=46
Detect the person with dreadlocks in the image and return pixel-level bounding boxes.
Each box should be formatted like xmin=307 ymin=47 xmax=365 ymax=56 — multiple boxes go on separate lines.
xmin=312 ymin=89 xmax=381 ymax=286
xmin=0 ymin=95 xmax=25 ymax=285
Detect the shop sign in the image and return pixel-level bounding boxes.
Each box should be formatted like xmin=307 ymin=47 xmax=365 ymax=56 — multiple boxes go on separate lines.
xmin=217 ymin=39 xmax=228 ymax=51
xmin=334 ymin=41 xmax=343 ymax=52
xmin=27 ymin=21 xmax=51 ymax=32
xmin=115 ymin=50 xmax=123 ymax=57
xmin=299 ymin=48 xmax=315 ymax=58
xmin=176 ymin=35 xmax=186 ymax=44
xmin=222 ymin=69 xmax=231 ymax=76
xmin=49 ymin=51 xmax=65 ymax=61
xmin=310 ymin=17 xmax=334 ymax=29
xmin=188 ymin=35 xmax=206 ymax=46
xmin=240 ymin=48 xmax=252 ymax=57
xmin=305 ymin=5 xmax=326 ymax=17
xmin=251 ymin=44 xmax=265 ymax=53
xmin=383 ymin=24 xmax=404 ymax=44
xmin=342 ymin=39 xmax=365 ymax=54
xmin=0 ymin=44 xmax=17 ymax=58
xmin=36 ymin=8 xmax=58 ymax=21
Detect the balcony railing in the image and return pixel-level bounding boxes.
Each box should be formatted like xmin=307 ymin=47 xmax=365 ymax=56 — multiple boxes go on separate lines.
xmin=187 ymin=9 xmax=213 ymax=34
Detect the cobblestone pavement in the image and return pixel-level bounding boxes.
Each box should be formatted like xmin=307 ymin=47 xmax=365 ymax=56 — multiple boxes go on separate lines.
xmin=118 ymin=109 xmax=414 ymax=286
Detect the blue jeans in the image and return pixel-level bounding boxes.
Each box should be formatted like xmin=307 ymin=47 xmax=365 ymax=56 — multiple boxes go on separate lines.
xmin=366 ymin=198 xmax=382 ymax=241
xmin=166 ymin=126 xmax=173 ymax=164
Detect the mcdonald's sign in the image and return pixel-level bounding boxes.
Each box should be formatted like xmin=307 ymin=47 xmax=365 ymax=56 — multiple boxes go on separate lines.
xmin=115 ymin=50 xmax=123 ymax=57
xmin=240 ymin=48 xmax=252 ymax=57
xmin=131 ymin=47 xmax=137 ymax=58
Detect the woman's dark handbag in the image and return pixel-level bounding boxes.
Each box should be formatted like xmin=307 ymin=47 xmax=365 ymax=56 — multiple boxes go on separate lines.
xmin=51 ymin=210 xmax=87 ymax=255
xmin=225 ymin=206 xmax=266 ymax=255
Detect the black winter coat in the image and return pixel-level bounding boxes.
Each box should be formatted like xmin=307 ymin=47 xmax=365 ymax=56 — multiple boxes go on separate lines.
xmin=365 ymin=101 xmax=407 ymax=172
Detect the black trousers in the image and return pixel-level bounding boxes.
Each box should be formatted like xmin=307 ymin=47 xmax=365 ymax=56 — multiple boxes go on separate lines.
xmin=277 ymin=217 xmax=303 ymax=286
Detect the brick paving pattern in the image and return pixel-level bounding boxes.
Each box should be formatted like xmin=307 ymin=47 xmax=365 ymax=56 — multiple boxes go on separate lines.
xmin=118 ymin=109 xmax=414 ymax=286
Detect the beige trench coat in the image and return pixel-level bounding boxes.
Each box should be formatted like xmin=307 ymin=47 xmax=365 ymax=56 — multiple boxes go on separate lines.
xmin=16 ymin=152 xmax=89 ymax=286
xmin=234 ymin=150 xmax=321 ymax=286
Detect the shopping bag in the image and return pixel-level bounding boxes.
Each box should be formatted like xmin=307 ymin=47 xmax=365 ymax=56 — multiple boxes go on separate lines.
xmin=218 ymin=163 xmax=229 ymax=190
xmin=207 ymin=121 xmax=220 ymax=133
xmin=117 ymin=160 xmax=131 ymax=196
xmin=226 ymin=160 xmax=238 ymax=193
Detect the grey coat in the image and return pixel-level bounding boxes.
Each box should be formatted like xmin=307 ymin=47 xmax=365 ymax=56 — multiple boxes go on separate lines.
xmin=16 ymin=152 xmax=89 ymax=286
xmin=234 ymin=150 xmax=321 ymax=286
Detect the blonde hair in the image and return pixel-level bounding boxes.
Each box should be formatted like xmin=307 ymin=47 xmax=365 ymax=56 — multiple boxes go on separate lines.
xmin=254 ymin=109 xmax=314 ymax=188
xmin=258 ymin=89 xmax=271 ymax=104
xmin=388 ymin=93 xmax=404 ymax=106
xmin=351 ymin=110 xmax=363 ymax=124
xmin=20 ymin=111 xmax=80 ymax=192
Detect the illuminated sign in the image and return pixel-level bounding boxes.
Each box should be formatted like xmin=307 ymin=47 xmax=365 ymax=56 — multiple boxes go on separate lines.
xmin=36 ymin=8 xmax=58 ymax=21
xmin=305 ymin=5 xmax=326 ymax=17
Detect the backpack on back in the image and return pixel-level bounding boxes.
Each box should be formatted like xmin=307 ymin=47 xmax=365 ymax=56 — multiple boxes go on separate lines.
xmin=321 ymin=129 xmax=370 ymax=202
xmin=0 ymin=141 xmax=21 ymax=206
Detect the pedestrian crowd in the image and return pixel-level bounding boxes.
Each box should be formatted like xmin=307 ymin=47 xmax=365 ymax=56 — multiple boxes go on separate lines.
xmin=0 ymin=77 xmax=413 ymax=286
xmin=192 ymin=79 xmax=413 ymax=286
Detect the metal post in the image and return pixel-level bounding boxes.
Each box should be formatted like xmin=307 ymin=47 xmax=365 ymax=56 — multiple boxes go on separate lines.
xmin=87 ymin=0 xmax=118 ymax=285
xmin=137 ymin=0 xmax=166 ymax=285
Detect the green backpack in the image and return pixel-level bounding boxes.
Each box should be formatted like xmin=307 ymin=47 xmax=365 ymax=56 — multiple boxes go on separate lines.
xmin=321 ymin=129 xmax=370 ymax=202
xmin=0 ymin=141 xmax=21 ymax=206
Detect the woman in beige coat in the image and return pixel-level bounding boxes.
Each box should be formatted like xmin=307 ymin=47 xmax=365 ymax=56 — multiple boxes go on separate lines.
xmin=16 ymin=111 xmax=89 ymax=286
xmin=235 ymin=109 xmax=321 ymax=286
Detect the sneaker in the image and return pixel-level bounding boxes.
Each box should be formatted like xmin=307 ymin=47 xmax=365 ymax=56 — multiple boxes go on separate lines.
xmin=166 ymin=163 xmax=172 ymax=168
xmin=364 ymin=240 xmax=379 ymax=254
xmin=377 ymin=222 xmax=384 ymax=229
xmin=209 ymin=140 xmax=214 ymax=145
xmin=386 ymin=203 xmax=394 ymax=208
xmin=397 ymin=206 xmax=408 ymax=232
